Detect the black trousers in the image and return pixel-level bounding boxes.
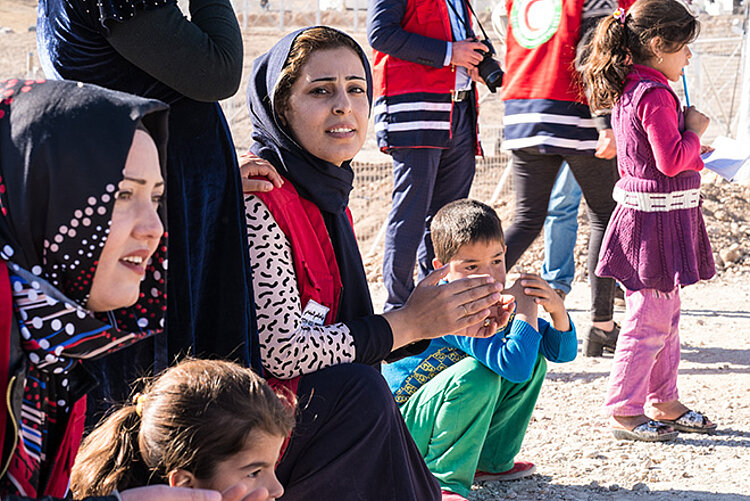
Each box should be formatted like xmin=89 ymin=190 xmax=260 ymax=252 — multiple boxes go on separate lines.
xmin=504 ymin=148 xmax=618 ymax=322
xmin=276 ymin=363 xmax=441 ymax=500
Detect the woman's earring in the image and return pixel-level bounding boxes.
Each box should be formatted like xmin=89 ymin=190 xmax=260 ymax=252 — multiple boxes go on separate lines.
xmin=658 ymin=56 xmax=664 ymax=64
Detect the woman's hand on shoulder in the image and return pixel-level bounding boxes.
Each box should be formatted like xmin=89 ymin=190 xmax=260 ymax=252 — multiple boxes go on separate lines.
xmin=239 ymin=152 xmax=284 ymax=193
xmin=383 ymin=266 xmax=510 ymax=349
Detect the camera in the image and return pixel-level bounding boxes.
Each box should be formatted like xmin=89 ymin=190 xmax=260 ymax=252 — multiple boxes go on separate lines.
xmin=475 ymin=39 xmax=503 ymax=93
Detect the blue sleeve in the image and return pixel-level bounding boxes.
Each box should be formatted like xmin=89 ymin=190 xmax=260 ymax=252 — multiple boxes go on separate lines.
xmin=538 ymin=316 xmax=578 ymax=363
xmin=367 ymin=0 xmax=450 ymax=68
xmin=442 ymin=320 xmax=542 ymax=383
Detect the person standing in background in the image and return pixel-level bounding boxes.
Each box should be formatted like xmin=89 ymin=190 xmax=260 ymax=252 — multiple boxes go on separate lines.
xmin=493 ymin=1 xmax=631 ymax=305
xmin=36 ymin=0 xmax=264 ymax=416
xmin=368 ymin=0 xmax=488 ymax=312
xmin=497 ymin=0 xmax=620 ymax=356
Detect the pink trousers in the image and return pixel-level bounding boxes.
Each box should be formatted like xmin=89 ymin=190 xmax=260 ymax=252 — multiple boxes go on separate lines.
xmin=604 ymin=287 xmax=681 ymax=416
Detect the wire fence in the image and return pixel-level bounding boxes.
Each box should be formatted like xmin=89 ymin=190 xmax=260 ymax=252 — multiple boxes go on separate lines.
xmin=228 ymin=0 xmax=498 ymax=32
xmin=2 ymin=7 xmax=747 ymax=274
xmin=350 ymin=150 xmax=513 ymax=267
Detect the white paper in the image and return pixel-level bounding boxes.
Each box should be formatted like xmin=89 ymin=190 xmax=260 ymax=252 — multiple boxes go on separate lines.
xmin=701 ymin=135 xmax=750 ymax=182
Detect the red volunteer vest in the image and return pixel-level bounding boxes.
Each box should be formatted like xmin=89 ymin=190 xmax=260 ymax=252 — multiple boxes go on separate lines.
xmin=503 ymin=0 xmax=586 ymax=103
xmin=255 ymin=180 xmax=351 ymax=458
xmin=254 ymin=182 xmax=344 ymax=327
xmin=372 ymin=0 xmax=458 ymax=98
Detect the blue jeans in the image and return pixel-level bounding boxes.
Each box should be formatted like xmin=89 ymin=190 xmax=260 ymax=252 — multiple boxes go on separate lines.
xmin=541 ymin=164 xmax=581 ymax=294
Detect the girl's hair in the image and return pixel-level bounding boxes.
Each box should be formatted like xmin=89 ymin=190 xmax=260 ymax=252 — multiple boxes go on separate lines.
xmin=273 ymin=26 xmax=365 ymax=117
xmin=583 ymin=0 xmax=700 ymax=111
xmin=70 ymin=359 xmax=295 ymax=497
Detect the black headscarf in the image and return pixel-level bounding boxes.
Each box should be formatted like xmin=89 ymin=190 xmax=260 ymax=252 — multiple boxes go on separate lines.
xmin=246 ymin=27 xmax=375 ymax=322
xmin=0 ymin=78 xmax=169 ymax=374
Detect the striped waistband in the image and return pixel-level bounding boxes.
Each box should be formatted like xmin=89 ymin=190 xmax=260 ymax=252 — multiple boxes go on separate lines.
xmin=613 ymin=186 xmax=701 ymax=212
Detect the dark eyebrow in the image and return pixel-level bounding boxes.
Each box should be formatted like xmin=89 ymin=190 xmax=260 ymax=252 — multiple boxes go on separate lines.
xmin=122 ymin=176 xmax=165 ymax=188
xmin=241 ymin=461 xmax=272 ymax=470
xmin=457 ymin=251 xmax=505 ymax=264
xmin=310 ymin=75 xmax=367 ymax=83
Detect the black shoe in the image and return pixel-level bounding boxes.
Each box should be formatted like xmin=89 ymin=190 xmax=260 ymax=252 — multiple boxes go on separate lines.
xmin=614 ymin=285 xmax=625 ymax=307
xmin=583 ymin=323 xmax=620 ymax=357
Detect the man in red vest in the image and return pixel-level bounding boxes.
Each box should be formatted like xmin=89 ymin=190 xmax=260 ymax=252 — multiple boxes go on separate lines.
xmin=367 ymin=0 xmax=490 ymax=312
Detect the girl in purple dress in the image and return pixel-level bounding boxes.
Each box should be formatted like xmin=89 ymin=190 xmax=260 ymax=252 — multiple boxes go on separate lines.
xmin=583 ymin=0 xmax=716 ymax=442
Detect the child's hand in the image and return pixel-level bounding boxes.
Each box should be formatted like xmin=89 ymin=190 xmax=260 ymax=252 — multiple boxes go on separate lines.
xmin=518 ymin=273 xmax=571 ymax=332
xmin=504 ymin=277 xmax=538 ymax=331
xmin=518 ymin=273 xmax=562 ymax=311
xmin=461 ymin=293 xmax=515 ymax=338
xmin=684 ymin=106 xmax=710 ymax=138
xmin=700 ymin=144 xmax=714 ymax=155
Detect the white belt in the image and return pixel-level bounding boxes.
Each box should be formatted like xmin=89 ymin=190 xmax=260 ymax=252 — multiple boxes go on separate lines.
xmin=612 ymin=186 xmax=701 ymax=212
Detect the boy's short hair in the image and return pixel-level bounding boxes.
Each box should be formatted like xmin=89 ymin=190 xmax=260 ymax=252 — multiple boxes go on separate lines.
xmin=431 ymin=199 xmax=505 ymax=263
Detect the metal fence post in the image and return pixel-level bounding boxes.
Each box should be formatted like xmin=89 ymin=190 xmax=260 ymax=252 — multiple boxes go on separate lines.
xmin=353 ymin=0 xmax=359 ymax=31
xmin=737 ymin=9 xmax=750 ymax=141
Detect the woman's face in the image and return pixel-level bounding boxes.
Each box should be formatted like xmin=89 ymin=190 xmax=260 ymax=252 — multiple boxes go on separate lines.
xmin=86 ymin=130 xmax=164 ymax=312
xmin=280 ymin=46 xmax=369 ymax=166
xmin=183 ymin=431 xmax=285 ymax=500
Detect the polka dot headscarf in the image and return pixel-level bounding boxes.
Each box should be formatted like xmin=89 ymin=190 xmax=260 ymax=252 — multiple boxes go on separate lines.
xmin=0 ymin=78 xmax=169 ymax=374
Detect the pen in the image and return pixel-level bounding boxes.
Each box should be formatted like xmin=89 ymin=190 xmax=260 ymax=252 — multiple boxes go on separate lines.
xmin=682 ymin=71 xmax=690 ymax=108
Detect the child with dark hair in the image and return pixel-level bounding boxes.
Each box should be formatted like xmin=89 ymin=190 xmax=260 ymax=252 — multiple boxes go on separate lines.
xmin=382 ymin=199 xmax=577 ymax=501
xmin=70 ymin=360 xmax=295 ymax=501
xmin=582 ymin=0 xmax=716 ymax=441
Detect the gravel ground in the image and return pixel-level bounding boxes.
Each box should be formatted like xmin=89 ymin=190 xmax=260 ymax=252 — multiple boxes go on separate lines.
xmin=371 ymin=277 xmax=750 ymax=501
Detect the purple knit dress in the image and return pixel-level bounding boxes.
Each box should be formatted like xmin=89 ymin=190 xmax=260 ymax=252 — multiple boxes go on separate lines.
xmin=596 ymin=68 xmax=715 ymax=292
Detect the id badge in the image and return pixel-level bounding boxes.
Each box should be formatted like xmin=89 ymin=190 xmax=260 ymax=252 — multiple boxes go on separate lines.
xmin=301 ymin=299 xmax=329 ymax=327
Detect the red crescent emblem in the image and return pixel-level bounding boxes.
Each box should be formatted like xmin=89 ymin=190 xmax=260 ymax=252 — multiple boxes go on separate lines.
xmin=523 ymin=0 xmax=544 ymax=33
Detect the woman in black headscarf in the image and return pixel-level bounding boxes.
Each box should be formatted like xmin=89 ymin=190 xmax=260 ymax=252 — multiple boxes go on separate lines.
xmin=245 ymin=27 xmax=509 ymax=500
xmin=0 ymin=78 xmax=173 ymax=499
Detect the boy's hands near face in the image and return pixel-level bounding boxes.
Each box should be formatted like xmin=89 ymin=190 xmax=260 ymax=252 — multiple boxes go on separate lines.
xmin=517 ymin=273 xmax=570 ymax=332
xmin=463 ymin=293 xmax=516 ymax=338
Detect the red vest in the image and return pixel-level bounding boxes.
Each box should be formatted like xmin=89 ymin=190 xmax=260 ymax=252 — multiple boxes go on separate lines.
xmin=503 ymin=0 xmax=586 ymax=103
xmin=254 ymin=182 xmax=343 ymax=326
xmin=254 ymin=180 xmax=351 ymax=458
xmin=371 ymin=0 xmax=481 ymax=152
xmin=372 ymin=0 xmax=458 ymax=99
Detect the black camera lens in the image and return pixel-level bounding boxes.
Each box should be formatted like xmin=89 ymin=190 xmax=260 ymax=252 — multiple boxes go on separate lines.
xmin=475 ymin=40 xmax=504 ymax=93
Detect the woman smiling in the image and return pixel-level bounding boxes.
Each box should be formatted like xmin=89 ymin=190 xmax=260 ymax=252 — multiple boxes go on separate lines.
xmin=245 ymin=27 xmax=510 ymax=500
xmin=0 ymin=78 xmax=171 ymax=500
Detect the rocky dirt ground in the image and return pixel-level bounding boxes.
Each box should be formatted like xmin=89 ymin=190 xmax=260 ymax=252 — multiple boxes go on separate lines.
xmin=370 ymin=275 xmax=750 ymax=501
xmin=3 ymin=4 xmax=750 ymax=499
